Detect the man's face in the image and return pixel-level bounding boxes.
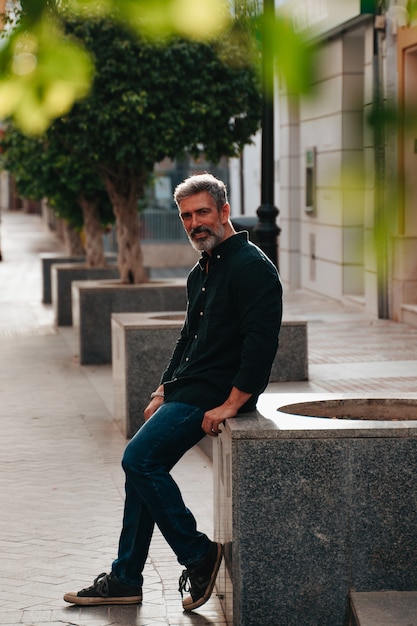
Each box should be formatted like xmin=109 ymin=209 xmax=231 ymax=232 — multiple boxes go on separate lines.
xmin=178 ymin=191 xmax=229 ymax=253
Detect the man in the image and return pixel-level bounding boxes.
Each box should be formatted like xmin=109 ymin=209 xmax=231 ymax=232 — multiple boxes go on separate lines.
xmin=63 ymin=173 xmax=282 ymax=612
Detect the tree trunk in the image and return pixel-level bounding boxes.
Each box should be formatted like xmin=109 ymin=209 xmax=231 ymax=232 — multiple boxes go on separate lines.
xmin=103 ymin=170 xmax=148 ymax=284
xmin=78 ymin=194 xmax=106 ymax=268
xmin=62 ymin=221 xmax=85 ymax=256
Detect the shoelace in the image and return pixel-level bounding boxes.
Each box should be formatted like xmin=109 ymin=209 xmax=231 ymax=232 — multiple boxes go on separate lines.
xmin=82 ymin=572 xmax=110 ymax=597
xmin=178 ymin=570 xmax=190 ymax=597
xmin=95 ymin=573 xmax=111 ymax=596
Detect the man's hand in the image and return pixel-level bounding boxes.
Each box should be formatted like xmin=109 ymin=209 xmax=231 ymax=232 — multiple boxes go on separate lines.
xmin=144 ymin=395 xmax=164 ymax=421
xmin=202 ymin=387 xmax=253 ymax=436
xmin=202 ymin=405 xmax=235 ymax=436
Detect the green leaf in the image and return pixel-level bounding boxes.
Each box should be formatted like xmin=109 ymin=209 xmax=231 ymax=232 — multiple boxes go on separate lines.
xmin=260 ymin=13 xmax=315 ymax=96
xmin=0 ymin=12 xmax=93 ymax=134
xmin=71 ymin=0 xmax=230 ymax=40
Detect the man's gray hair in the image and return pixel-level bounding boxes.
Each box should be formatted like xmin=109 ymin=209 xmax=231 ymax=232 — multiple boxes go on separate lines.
xmin=174 ymin=173 xmax=228 ymax=212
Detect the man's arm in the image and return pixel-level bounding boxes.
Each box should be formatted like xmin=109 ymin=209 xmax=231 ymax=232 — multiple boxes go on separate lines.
xmin=201 ymin=386 xmax=252 ymax=436
xmin=231 ymin=255 xmax=282 ymax=395
xmin=202 ymin=255 xmax=282 ymax=437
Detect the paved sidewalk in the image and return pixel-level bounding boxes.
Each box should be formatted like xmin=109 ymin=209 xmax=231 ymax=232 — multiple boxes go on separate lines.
xmin=1 ymin=210 xmax=417 ymax=626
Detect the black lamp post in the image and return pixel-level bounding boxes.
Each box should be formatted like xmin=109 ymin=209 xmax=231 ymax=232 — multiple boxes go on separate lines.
xmin=254 ymin=0 xmax=280 ymax=268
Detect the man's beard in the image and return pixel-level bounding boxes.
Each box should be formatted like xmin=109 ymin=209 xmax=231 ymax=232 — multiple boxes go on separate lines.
xmin=188 ymin=224 xmax=225 ymax=252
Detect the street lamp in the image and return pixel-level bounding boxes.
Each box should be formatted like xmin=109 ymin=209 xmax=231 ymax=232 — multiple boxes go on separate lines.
xmin=254 ymin=0 xmax=280 ymax=268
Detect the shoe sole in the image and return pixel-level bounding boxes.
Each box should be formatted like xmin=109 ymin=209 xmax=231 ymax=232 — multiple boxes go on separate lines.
xmin=182 ymin=542 xmax=223 ymax=612
xmin=63 ymin=592 xmax=142 ymax=606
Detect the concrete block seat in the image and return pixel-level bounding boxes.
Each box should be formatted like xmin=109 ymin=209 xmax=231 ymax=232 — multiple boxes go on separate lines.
xmin=40 ymin=252 xmax=117 ymax=304
xmin=41 ymin=253 xmax=83 ymax=304
xmin=72 ymin=279 xmax=187 ymax=365
xmin=112 ymin=312 xmax=185 ymax=438
xmin=214 ymin=395 xmax=417 ymax=625
xmin=51 ymin=263 xmax=120 ymax=326
xmin=111 ymin=312 xmax=308 ymax=438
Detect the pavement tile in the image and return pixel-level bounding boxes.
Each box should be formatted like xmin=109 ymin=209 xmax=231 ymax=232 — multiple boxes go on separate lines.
xmin=0 ymin=615 xmax=25 ymax=626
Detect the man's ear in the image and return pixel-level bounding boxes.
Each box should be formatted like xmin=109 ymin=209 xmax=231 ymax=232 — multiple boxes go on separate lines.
xmin=220 ymin=203 xmax=230 ymax=224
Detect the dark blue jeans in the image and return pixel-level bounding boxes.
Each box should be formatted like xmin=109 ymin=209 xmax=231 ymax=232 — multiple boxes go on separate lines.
xmin=111 ymin=402 xmax=212 ymax=587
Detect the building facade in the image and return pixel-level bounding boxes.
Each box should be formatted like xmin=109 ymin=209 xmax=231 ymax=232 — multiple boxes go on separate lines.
xmin=279 ymin=0 xmax=377 ymax=310
xmin=231 ymin=0 xmax=417 ymax=324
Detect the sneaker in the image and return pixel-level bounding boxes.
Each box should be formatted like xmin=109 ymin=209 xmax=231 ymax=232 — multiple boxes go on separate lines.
xmin=63 ymin=572 xmax=142 ymax=606
xmin=178 ymin=542 xmax=223 ymax=611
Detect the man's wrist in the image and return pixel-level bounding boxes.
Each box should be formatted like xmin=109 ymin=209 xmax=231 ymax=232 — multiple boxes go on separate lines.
xmin=223 ymin=388 xmax=252 ymax=412
xmin=150 ymin=391 xmax=164 ymax=399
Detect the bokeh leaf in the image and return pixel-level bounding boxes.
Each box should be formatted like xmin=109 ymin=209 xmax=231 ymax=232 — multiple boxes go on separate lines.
xmin=70 ymin=0 xmax=230 ymax=40
xmin=260 ymin=12 xmax=315 ymax=96
xmin=0 ymin=13 xmax=93 ymax=134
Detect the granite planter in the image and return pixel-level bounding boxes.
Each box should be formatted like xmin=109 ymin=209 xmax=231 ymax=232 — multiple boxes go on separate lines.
xmin=112 ymin=312 xmax=185 ymax=438
xmin=214 ymin=395 xmax=417 ymax=626
xmin=40 ymin=253 xmax=84 ymax=304
xmin=111 ymin=314 xmax=308 ymax=439
xmin=52 ymin=263 xmax=120 ymax=326
xmin=40 ymin=252 xmax=117 ymax=304
xmin=270 ymin=321 xmax=308 ymax=382
xmin=72 ymin=279 xmax=187 ymax=365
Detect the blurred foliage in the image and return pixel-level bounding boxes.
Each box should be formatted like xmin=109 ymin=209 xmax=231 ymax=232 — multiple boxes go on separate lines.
xmin=0 ymin=123 xmax=113 ymax=229
xmin=260 ymin=9 xmax=315 ymax=95
xmin=409 ymin=0 xmax=417 ymax=22
xmin=0 ymin=13 xmax=263 ymax=264
xmin=69 ymin=0 xmax=231 ymax=41
xmin=51 ymin=16 xmax=263 ymax=182
xmin=0 ymin=0 xmax=314 ymax=135
xmin=0 ymin=3 xmax=93 ymax=134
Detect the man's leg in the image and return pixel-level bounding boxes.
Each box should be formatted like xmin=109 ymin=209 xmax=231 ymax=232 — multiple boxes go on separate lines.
xmin=111 ymin=477 xmax=154 ymax=587
xmin=64 ymin=401 xmax=221 ymax=609
xmin=113 ymin=402 xmax=211 ymax=573
xmin=115 ymin=401 xmax=223 ymax=612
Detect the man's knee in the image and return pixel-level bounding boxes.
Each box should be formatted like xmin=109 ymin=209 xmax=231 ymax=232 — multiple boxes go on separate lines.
xmin=121 ymin=437 xmax=149 ymax=475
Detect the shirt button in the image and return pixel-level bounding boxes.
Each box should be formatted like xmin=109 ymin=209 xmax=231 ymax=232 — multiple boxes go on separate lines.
xmin=202 ymin=287 xmax=206 ymax=292
xmin=194 ymin=334 xmax=198 ymax=339
xmin=185 ymin=357 xmax=189 ymax=362
xmin=216 ymin=254 xmax=221 ymax=259
xmin=200 ymin=311 xmax=204 ymax=316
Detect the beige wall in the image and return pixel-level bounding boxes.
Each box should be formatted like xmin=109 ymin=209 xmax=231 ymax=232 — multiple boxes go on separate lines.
xmin=278 ymin=14 xmax=417 ymax=323
xmin=278 ymin=93 xmax=301 ymax=291
xmin=391 ymin=26 xmax=417 ymax=321
xmin=280 ymin=23 xmax=371 ymax=303
xmin=142 ymin=242 xmax=198 ymax=270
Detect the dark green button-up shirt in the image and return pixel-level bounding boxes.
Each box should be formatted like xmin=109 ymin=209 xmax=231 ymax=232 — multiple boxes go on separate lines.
xmin=161 ymin=232 xmax=283 ymax=412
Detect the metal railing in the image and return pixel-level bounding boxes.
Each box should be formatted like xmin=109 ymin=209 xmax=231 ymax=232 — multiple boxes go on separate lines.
xmin=103 ymin=209 xmax=188 ymax=252
xmin=139 ymin=209 xmax=187 ymax=242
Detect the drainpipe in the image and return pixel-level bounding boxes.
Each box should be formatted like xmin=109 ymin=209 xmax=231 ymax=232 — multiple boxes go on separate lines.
xmin=374 ymin=0 xmax=409 ymax=319
xmin=373 ymin=2 xmax=389 ymax=318
xmin=385 ymin=0 xmax=408 ymax=240
xmin=386 ymin=0 xmax=408 ymax=35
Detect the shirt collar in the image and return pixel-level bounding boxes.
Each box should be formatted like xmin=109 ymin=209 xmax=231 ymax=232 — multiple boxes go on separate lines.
xmin=198 ymin=231 xmax=248 ymax=271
